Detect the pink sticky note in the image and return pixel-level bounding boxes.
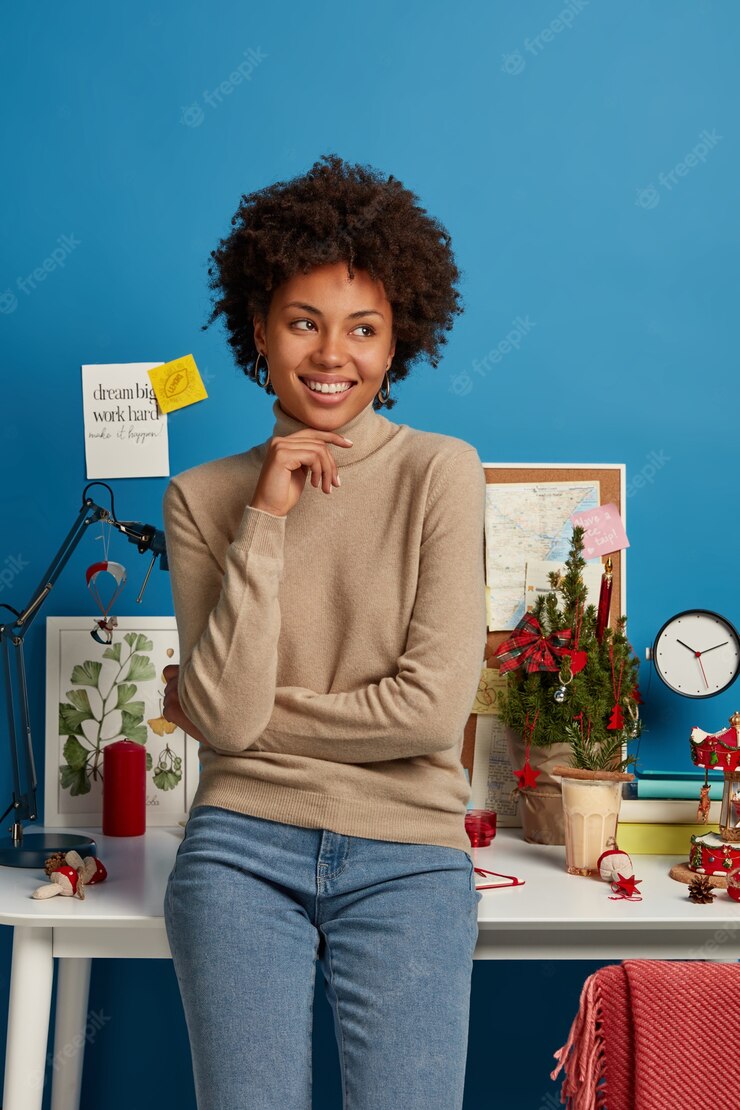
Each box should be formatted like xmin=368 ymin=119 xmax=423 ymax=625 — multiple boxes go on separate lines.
xmin=570 ymin=503 xmax=629 ymax=559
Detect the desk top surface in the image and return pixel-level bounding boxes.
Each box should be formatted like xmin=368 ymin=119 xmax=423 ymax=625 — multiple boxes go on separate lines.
xmin=0 ymin=825 xmax=737 ymax=934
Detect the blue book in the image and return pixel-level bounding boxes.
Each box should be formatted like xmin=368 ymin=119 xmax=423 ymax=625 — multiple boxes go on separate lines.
xmin=634 ymin=779 xmax=724 ymax=800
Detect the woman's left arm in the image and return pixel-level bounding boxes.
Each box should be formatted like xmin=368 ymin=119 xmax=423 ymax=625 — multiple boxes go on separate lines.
xmin=259 ymin=447 xmax=487 ymax=763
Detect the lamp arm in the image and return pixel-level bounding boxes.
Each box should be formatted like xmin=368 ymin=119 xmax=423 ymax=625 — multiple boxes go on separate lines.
xmin=0 ymin=491 xmax=169 ymax=835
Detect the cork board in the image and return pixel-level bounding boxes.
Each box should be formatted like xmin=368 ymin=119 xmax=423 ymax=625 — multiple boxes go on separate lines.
xmin=461 ymin=464 xmax=626 ymax=785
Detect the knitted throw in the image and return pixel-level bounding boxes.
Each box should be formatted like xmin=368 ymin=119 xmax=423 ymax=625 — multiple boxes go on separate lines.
xmin=550 ymin=959 xmax=740 ymax=1110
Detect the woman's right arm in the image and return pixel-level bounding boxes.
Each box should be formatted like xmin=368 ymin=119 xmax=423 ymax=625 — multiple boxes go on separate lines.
xmin=162 ymin=477 xmax=286 ymax=754
xmin=162 ymin=428 xmax=351 ymax=754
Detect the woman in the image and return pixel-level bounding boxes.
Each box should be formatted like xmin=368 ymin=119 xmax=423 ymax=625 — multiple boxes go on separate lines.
xmin=161 ymin=153 xmax=486 ymax=1110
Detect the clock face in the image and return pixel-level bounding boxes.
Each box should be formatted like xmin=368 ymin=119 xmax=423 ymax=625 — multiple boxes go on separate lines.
xmin=653 ymin=609 xmax=740 ymax=698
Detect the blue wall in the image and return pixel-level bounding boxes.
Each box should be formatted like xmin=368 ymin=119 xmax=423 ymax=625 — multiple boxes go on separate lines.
xmin=1 ymin=2 xmax=737 ymax=1106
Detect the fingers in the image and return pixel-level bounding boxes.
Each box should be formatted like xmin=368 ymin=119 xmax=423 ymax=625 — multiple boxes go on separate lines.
xmin=254 ymin=430 xmax=350 ymax=516
xmin=277 ymin=440 xmax=339 ymax=495
xmin=162 ymin=665 xmax=180 ymax=723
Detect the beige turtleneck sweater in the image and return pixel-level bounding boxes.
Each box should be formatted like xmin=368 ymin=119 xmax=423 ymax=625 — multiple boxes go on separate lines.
xmin=162 ymin=394 xmax=487 ymax=853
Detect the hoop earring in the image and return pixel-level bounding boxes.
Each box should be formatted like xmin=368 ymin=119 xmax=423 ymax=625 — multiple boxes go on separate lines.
xmin=377 ymin=367 xmax=391 ymax=405
xmin=254 ymin=351 xmax=271 ymax=389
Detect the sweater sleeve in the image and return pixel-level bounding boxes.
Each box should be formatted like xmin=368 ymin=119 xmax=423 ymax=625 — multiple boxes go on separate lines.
xmin=162 ymin=477 xmax=286 ymax=754
xmin=257 ymin=447 xmax=487 ymax=763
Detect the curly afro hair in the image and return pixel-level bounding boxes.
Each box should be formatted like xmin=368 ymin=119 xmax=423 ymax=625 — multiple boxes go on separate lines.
xmin=201 ymin=153 xmax=463 ymax=410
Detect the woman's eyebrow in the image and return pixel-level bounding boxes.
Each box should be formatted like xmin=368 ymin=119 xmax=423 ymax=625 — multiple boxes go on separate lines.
xmin=282 ymin=301 xmax=385 ymax=320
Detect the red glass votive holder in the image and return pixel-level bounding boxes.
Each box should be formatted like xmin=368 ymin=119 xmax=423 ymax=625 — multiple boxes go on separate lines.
xmin=465 ymin=808 xmax=497 ymax=848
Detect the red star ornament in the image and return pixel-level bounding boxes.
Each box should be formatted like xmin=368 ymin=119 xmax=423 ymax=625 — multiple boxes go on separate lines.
xmin=610 ymin=872 xmax=642 ymax=900
xmin=513 ymin=759 xmax=541 ymax=791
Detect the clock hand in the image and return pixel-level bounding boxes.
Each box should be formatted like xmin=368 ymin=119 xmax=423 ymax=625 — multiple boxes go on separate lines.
xmin=698 ymin=641 xmax=729 ymax=655
xmin=696 ymin=655 xmax=709 ymax=689
xmin=676 ymin=639 xmax=699 ymax=653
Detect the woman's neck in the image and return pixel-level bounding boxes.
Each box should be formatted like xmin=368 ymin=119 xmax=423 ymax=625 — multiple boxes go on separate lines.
xmin=270 ymin=396 xmax=399 ymax=467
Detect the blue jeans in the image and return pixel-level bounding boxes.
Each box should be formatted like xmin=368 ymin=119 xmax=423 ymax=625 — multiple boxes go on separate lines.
xmin=163 ymin=803 xmax=482 ymax=1110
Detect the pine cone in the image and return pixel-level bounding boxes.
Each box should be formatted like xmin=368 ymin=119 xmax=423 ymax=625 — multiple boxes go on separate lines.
xmin=43 ymin=852 xmax=67 ymax=877
xmin=688 ymin=874 xmax=715 ymax=904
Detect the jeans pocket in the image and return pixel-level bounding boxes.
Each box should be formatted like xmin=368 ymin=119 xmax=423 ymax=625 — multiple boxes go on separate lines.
xmin=464 ymin=852 xmax=475 ymax=892
xmin=465 ymin=852 xmax=483 ymax=903
xmin=168 ymin=824 xmax=189 ymax=882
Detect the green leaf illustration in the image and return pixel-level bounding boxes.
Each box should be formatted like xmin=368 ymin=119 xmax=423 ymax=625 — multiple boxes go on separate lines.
xmin=120 ymin=700 xmax=145 ymax=720
xmin=120 ymin=713 xmax=149 ymax=744
xmin=116 ymin=682 xmax=138 ymax=707
xmin=59 ymin=698 xmax=94 ymax=736
xmin=125 ymin=654 xmax=156 ymax=683
xmin=153 ymin=768 xmax=181 ymax=791
xmin=60 ymin=762 xmax=90 ymax=795
xmin=70 ymin=659 xmax=102 ymax=687
xmin=63 ymin=735 xmax=88 ymax=770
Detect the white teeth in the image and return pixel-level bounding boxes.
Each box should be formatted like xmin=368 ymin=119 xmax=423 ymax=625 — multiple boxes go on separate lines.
xmin=304 ymin=379 xmax=353 ymax=394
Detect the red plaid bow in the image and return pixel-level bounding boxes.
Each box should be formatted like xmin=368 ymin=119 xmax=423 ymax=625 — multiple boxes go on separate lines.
xmin=494 ymin=612 xmax=572 ymax=674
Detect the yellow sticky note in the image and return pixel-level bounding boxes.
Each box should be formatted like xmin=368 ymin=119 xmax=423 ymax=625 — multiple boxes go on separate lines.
xmin=148 ymin=354 xmax=208 ymax=414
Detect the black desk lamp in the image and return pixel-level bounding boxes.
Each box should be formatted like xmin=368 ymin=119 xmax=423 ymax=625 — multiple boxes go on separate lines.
xmin=0 ymin=482 xmax=168 ymax=867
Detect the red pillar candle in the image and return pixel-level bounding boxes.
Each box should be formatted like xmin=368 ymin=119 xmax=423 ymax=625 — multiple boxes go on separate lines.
xmin=595 ymin=556 xmax=613 ymax=644
xmin=103 ymin=739 xmax=146 ymax=836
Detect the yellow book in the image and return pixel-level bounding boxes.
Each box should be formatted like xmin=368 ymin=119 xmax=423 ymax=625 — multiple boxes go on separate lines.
xmin=617 ymin=822 xmax=715 ymax=856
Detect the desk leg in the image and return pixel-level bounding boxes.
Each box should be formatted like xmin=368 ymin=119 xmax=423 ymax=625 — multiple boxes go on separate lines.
xmin=50 ymin=956 xmax=92 ymax=1110
xmin=2 ymin=925 xmax=54 ymax=1110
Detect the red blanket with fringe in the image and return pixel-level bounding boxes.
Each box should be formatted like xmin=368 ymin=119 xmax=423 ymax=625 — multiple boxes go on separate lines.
xmin=550 ymin=959 xmax=740 ymax=1109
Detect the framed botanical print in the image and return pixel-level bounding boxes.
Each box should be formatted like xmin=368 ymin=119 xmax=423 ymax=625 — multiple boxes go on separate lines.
xmin=44 ymin=616 xmax=199 ymax=827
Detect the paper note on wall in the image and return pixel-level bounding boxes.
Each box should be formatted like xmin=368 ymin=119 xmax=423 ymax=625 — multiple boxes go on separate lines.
xmin=570 ymin=502 xmax=629 ymax=558
xmin=524 ymin=558 xmax=604 ymax=612
xmin=470 ymin=666 xmax=519 ymax=822
xmin=81 ymin=362 xmax=169 ymax=478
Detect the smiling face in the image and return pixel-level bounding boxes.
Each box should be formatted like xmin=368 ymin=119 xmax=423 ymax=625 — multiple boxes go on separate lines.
xmin=252 ymin=261 xmax=396 ymax=429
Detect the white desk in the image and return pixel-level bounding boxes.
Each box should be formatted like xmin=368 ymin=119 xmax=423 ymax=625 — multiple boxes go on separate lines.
xmin=1 ymin=825 xmax=738 ymax=1110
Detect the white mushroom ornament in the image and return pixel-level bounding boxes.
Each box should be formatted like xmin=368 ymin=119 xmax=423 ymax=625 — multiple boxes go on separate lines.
xmin=31 ymin=850 xmax=108 ymax=900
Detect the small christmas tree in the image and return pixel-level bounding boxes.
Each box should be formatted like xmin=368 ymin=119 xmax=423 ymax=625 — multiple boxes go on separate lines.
xmin=495 ymin=525 xmax=642 ymax=773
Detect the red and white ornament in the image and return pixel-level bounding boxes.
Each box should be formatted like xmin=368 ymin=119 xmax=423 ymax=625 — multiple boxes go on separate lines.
xmin=597 ymin=840 xmax=634 ymax=883
xmin=597 ymin=837 xmax=643 ymax=900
